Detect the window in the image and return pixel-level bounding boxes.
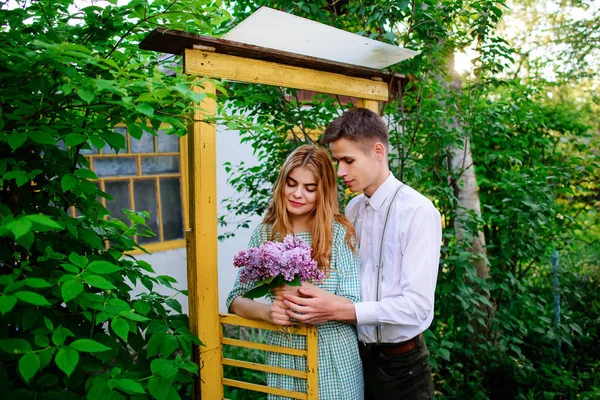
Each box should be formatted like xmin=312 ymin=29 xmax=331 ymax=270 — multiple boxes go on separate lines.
xmin=82 ymin=127 xmax=188 ymax=253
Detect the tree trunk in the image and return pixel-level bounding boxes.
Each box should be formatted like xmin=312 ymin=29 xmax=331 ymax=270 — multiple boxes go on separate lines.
xmin=446 ymin=55 xmax=490 ymax=280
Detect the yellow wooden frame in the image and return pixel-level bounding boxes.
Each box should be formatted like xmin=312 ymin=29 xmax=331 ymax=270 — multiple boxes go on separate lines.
xmin=182 ymin=48 xmax=384 ymax=400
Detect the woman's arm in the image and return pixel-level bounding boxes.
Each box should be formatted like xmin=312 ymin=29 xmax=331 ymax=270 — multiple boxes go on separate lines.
xmin=230 ymin=296 xmax=290 ymax=325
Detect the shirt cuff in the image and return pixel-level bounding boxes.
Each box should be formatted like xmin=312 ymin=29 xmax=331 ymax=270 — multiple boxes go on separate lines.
xmin=354 ymin=301 xmax=378 ymax=325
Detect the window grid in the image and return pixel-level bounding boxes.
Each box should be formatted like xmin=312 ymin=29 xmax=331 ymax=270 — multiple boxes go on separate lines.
xmin=75 ymin=126 xmax=188 ymax=254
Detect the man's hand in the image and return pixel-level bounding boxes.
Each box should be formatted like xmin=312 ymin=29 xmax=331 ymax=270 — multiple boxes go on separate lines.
xmin=265 ymin=298 xmax=291 ymax=326
xmin=283 ymin=286 xmax=357 ymax=324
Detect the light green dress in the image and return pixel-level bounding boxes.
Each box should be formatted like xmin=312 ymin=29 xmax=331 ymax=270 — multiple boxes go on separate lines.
xmin=226 ymin=222 xmax=364 ymax=400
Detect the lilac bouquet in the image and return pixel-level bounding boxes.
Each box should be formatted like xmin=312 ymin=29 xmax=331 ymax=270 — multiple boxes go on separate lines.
xmin=233 ymin=235 xmax=324 ymax=299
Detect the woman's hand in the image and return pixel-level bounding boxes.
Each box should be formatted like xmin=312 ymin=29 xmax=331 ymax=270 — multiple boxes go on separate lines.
xmin=272 ymin=283 xmax=301 ymax=299
xmin=264 ymin=298 xmax=291 ymax=326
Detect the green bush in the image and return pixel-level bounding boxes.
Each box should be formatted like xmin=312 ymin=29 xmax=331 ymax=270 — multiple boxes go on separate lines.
xmin=0 ymin=1 xmax=233 ymax=398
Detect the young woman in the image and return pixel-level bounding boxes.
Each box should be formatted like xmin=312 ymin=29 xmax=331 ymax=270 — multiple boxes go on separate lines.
xmin=226 ymin=145 xmax=364 ymax=399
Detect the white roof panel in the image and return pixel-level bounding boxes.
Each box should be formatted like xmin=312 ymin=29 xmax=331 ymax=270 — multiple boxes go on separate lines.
xmin=223 ymin=7 xmax=418 ymax=70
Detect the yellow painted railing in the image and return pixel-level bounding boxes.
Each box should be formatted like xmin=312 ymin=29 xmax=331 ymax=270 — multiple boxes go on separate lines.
xmin=220 ymin=313 xmax=318 ymax=400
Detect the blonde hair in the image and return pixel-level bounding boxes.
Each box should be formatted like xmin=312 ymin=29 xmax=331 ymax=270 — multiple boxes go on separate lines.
xmin=263 ymin=145 xmax=356 ymax=275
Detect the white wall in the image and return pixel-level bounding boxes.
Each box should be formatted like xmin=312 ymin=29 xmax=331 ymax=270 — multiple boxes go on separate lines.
xmin=131 ymin=125 xmax=261 ymax=315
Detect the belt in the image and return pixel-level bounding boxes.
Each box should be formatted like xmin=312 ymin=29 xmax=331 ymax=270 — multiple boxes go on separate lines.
xmin=359 ymin=333 xmax=423 ymax=359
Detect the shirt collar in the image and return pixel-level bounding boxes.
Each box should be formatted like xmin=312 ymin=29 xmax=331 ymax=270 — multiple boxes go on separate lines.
xmin=365 ymin=172 xmax=401 ymax=211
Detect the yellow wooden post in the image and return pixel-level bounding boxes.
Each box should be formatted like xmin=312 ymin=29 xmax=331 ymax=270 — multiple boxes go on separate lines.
xmin=356 ymin=98 xmax=380 ymax=115
xmin=305 ymin=326 xmax=319 ymax=400
xmin=185 ymin=80 xmax=222 ymax=399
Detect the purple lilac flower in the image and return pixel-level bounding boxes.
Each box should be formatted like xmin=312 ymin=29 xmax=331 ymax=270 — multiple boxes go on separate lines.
xmin=234 ymin=235 xmax=323 ymax=285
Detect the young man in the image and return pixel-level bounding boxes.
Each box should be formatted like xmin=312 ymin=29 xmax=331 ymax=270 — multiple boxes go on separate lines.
xmin=283 ymin=108 xmax=442 ymax=399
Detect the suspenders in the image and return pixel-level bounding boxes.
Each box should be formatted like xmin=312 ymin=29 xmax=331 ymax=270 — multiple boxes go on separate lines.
xmin=353 ymin=184 xmax=404 ymax=343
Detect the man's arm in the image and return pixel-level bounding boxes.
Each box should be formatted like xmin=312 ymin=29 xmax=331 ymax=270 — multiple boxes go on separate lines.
xmin=283 ymin=286 xmax=357 ymax=324
xmin=354 ymin=204 xmax=442 ymax=328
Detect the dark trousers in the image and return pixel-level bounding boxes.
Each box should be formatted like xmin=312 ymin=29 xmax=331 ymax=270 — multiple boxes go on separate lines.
xmin=361 ymin=337 xmax=434 ymax=400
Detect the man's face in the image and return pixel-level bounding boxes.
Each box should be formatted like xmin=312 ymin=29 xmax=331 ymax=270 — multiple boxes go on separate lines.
xmin=330 ymin=138 xmax=380 ymax=194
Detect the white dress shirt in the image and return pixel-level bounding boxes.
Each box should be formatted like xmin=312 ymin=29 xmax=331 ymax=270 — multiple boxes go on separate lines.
xmin=346 ymin=173 xmax=442 ymax=343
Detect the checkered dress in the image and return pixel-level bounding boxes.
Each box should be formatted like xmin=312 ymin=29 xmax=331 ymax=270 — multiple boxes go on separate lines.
xmin=226 ymin=223 xmax=364 ymax=400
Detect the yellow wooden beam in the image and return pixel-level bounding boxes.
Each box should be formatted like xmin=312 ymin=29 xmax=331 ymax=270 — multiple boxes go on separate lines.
xmin=222 ymin=378 xmax=307 ymax=400
xmin=222 ymin=358 xmax=308 ymax=379
xmin=186 ymin=80 xmax=222 ymax=399
xmin=222 ymin=337 xmax=307 ymax=357
xmin=220 ymin=313 xmax=309 ymax=334
xmin=184 ymin=49 xmax=389 ymax=101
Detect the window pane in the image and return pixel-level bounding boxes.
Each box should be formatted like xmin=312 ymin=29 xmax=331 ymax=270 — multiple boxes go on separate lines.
xmin=104 ymin=181 xmax=131 ymax=221
xmin=102 ymin=128 xmax=127 ymax=154
xmin=94 ymin=157 xmax=137 ymax=177
xmin=141 ymin=156 xmax=179 ymax=175
xmin=160 ymin=178 xmax=184 ymax=241
xmin=157 ymin=130 xmax=179 ymax=153
xmin=134 ymin=180 xmax=159 ymax=244
xmin=131 ymin=131 xmax=155 ymax=153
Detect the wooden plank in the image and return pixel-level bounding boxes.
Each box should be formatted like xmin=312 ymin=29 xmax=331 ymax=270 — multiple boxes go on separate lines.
xmin=186 ymin=80 xmax=221 ymax=399
xmin=305 ymin=326 xmax=319 ymax=400
xmin=220 ymin=313 xmax=309 ymax=334
xmin=140 ymin=28 xmax=408 ymax=87
xmin=222 ymin=337 xmax=307 ymax=357
xmin=222 ymin=358 xmax=308 ymax=379
xmin=356 ymin=98 xmax=380 ymax=115
xmin=222 ymin=378 xmax=307 ymax=400
xmin=184 ymin=49 xmax=389 ymax=101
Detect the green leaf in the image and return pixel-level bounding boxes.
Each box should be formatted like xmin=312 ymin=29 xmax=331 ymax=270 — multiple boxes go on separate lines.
xmin=61 ymin=280 xmax=84 ymax=303
xmin=64 ymin=133 xmax=87 ymax=147
xmin=70 ymin=339 xmax=111 ymax=353
xmin=77 ymin=89 xmax=95 ymax=104
xmin=179 ymin=361 xmax=198 ymax=374
xmin=87 ymin=261 xmax=122 ymax=274
xmin=120 ymin=311 xmax=150 ymax=322
xmin=437 ymin=348 xmax=451 ymax=361
xmin=14 ymin=291 xmax=51 ymax=306
xmin=147 ymin=332 xmax=166 ymax=358
xmin=89 ymin=135 xmax=106 ymax=149
xmin=68 ymin=253 xmax=88 ymax=268
xmin=111 ymin=318 xmax=129 ymax=342
xmin=22 ymin=278 xmax=52 ymax=288
xmin=52 ymin=326 xmax=74 ymax=346
xmin=8 ymin=132 xmax=27 ymax=151
xmin=6 ymin=218 xmax=32 ymax=239
xmin=0 ymin=338 xmax=32 ymax=354
xmin=34 ymin=334 xmax=50 ymax=348
xmin=28 ymin=130 xmax=55 ymax=145
xmin=133 ymin=300 xmax=151 ymax=315
xmin=75 ymin=169 xmax=98 ymax=180
xmin=26 ymin=214 xmax=62 ymax=231
xmin=148 ymin=376 xmax=170 ymax=400
xmin=84 ymin=275 xmax=116 ymax=290
xmin=151 ymin=359 xmax=178 ymax=380
xmin=243 ymin=283 xmax=271 ymax=299
xmin=165 ymin=299 xmax=182 ymax=314
xmin=19 ymin=353 xmax=40 ymax=382
xmin=115 ymin=378 xmax=145 ymax=394
xmin=0 ymin=295 xmax=17 ymax=315
xmin=104 ymin=132 xmax=126 ymax=151
xmin=160 ymin=335 xmax=179 ymax=358
xmin=44 ymin=317 xmax=54 ymax=332
xmin=61 ymin=174 xmax=78 ymax=192
xmin=15 ymin=231 xmax=34 ymax=250
xmin=60 ymin=263 xmax=80 ymax=273
xmin=55 ymin=347 xmax=79 ymax=377
xmin=135 ymin=103 xmax=154 ymax=117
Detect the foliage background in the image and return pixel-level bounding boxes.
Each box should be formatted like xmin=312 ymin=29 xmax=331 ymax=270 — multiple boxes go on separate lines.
xmin=1 ymin=0 xmax=599 ymax=399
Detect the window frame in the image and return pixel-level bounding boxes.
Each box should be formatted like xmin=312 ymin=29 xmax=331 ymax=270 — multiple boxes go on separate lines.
xmin=81 ymin=124 xmax=189 ymax=254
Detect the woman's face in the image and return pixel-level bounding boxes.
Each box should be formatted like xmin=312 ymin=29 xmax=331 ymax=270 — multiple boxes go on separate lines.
xmin=284 ymin=166 xmax=318 ymax=218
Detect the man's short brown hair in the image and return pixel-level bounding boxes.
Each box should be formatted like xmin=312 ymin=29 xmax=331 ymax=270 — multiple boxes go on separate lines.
xmin=320 ymin=107 xmax=389 ymax=151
